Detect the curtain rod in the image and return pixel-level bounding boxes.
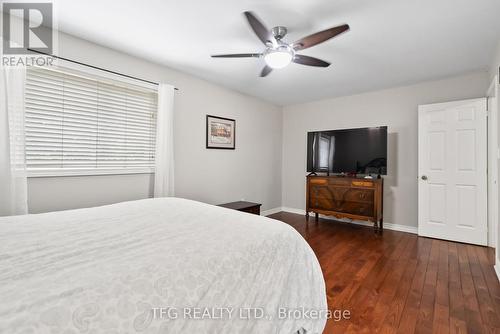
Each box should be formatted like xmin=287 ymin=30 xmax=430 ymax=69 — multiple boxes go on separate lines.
xmin=27 ymin=48 xmax=179 ymax=91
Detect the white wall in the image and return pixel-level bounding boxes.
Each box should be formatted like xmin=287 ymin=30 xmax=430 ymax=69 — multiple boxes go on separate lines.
xmin=27 ymin=32 xmax=282 ymax=213
xmin=282 ymin=72 xmax=490 ymax=228
xmin=28 ymin=174 xmax=154 ymax=213
xmin=490 ymin=42 xmax=500 ymax=81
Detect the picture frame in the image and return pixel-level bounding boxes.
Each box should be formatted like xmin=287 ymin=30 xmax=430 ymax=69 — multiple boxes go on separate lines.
xmin=206 ymin=115 xmax=236 ymax=149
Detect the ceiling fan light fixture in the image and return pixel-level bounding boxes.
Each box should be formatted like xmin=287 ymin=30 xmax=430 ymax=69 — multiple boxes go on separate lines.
xmin=264 ymin=46 xmax=294 ymax=69
xmin=211 ymin=11 xmax=349 ymax=77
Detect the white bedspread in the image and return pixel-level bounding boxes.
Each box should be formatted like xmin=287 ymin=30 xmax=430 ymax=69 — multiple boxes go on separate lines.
xmin=0 ymin=198 xmax=327 ymax=334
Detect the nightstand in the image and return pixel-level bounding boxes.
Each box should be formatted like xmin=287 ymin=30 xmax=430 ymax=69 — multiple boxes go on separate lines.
xmin=218 ymin=201 xmax=262 ymax=215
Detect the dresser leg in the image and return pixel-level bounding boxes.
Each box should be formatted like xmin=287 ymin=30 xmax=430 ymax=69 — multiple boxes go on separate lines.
xmin=315 ymin=212 xmax=319 ymax=222
xmin=379 ymin=218 xmax=383 ymax=233
xmin=306 ymin=212 xmax=309 ymax=221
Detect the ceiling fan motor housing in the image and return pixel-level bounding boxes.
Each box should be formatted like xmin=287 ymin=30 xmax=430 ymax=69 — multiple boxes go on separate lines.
xmin=272 ymin=26 xmax=288 ymax=40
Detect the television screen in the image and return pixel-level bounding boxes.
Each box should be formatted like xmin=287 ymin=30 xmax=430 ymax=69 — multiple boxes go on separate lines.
xmin=307 ymin=126 xmax=387 ymax=175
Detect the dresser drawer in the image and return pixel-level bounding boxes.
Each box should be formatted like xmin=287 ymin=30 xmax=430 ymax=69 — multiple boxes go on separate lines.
xmin=310 ymin=185 xmax=333 ymax=199
xmin=309 ymin=198 xmax=374 ymax=217
xmin=351 ymin=180 xmax=375 ymax=188
xmin=343 ymin=202 xmax=374 ymax=217
xmin=309 ymin=177 xmax=328 ymax=185
xmin=332 ymin=201 xmax=374 ymax=217
xmin=310 ymin=186 xmax=374 ymax=203
xmin=328 ymin=178 xmax=352 ymax=186
xmin=344 ymin=189 xmax=374 ymax=203
xmin=309 ymin=196 xmax=336 ymax=211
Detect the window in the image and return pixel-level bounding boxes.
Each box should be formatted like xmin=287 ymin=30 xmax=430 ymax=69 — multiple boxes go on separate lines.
xmin=25 ymin=66 xmax=158 ymax=176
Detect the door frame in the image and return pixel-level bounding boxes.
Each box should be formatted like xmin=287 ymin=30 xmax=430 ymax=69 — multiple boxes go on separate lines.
xmin=487 ymin=75 xmax=499 ymax=251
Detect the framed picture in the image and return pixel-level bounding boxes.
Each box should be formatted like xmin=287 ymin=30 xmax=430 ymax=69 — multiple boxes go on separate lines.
xmin=206 ymin=115 xmax=236 ymax=149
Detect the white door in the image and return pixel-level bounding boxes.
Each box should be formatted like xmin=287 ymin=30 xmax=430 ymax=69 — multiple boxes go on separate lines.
xmin=418 ymin=98 xmax=487 ymax=245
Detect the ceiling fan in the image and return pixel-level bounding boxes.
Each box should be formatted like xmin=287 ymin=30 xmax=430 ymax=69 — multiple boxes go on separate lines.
xmin=211 ymin=11 xmax=350 ymax=77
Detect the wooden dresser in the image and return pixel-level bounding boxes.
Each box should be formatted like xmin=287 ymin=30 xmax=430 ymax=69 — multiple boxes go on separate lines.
xmin=306 ymin=175 xmax=384 ymax=232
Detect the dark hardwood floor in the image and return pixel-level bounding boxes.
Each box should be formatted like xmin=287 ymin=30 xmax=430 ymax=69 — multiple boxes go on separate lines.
xmin=268 ymin=211 xmax=500 ymax=334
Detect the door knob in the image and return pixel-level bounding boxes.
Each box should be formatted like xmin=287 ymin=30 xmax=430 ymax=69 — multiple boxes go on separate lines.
xmin=421 ymin=175 xmax=428 ymax=181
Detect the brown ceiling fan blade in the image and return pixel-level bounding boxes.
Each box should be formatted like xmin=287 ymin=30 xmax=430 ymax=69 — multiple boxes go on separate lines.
xmin=293 ymin=24 xmax=350 ymax=51
xmin=243 ymin=11 xmax=275 ymax=45
xmin=211 ymin=53 xmax=261 ymax=58
xmin=293 ymin=54 xmax=330 ymax=67
xmin=260 ymin=65 xmax=273 ymax=77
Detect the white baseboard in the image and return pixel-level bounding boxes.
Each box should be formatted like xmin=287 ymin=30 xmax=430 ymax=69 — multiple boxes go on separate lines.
xmin=495 ymin=263 xmax=500 ymax=283
xmin=280 ymin=207 xmax=305 ymax=215
xmin=260 ymin=207 xmax=283 ymax=216
xmin=272 ymin=207 xmax=418 ymax=235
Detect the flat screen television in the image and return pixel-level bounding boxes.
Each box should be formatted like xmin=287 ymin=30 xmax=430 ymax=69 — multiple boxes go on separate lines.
xmin=307 ymin=126 xmax=387 ymax=175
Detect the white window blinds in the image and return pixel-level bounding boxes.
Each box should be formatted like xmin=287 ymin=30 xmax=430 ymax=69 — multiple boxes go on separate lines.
xmin=25 ymin=66 xmax=158 ymax=176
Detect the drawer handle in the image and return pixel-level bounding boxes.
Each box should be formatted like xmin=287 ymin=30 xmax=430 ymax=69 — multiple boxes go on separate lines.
xmin=359 ymin=193 xmax=366 ymax=200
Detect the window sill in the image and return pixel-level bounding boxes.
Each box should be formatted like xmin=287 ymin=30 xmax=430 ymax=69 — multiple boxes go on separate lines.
xmin=27 ymin=168 xmax=155 ymax=178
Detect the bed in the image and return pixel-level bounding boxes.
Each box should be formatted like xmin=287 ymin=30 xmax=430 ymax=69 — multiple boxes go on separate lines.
xmin=0 ymin=198 xmax=327 ymax=334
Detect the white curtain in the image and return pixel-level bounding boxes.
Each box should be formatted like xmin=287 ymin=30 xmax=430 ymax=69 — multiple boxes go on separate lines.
xmin=0 ymin=67 xmax=28 ymax=216
xmin=154 ymin=83 xmax=175 ymax=197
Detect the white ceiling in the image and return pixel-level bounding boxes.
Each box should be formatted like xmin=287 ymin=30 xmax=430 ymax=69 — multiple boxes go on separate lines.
xmin=53 ymin=0 xmax=500 ymax=106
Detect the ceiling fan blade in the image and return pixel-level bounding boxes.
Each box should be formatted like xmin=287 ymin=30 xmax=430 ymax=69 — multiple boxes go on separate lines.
xmin=211 ymin=53 xmax=261 ymax=58
xmin=293 ymin=24 xmax=350 ymax=51
xmin=293 ymin=54 xmax=330 ymax=67
xmin=260 ymin=65 xmax=273 ymax=77
xmin=243 ymin=11 xmax=275 ymax=45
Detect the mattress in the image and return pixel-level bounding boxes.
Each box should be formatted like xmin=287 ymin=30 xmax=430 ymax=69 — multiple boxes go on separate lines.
xmin=0 ymin=198 xmax=327 ymax=333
